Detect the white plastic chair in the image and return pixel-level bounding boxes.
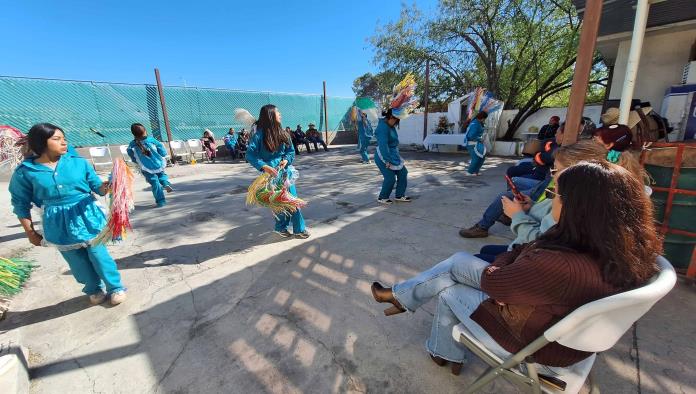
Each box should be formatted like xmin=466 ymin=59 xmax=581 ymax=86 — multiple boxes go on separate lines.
xmin=118 ymin=145 xmax=132 ymax=164
xmin=186 ymin=139 xmax=206 ymax=161
xmin=453 ymin=256 xmax=677 ymax=394
xmin=88 ymin=146 xmax=113 ymax=172
xmin=170 ymin=140 xmax=191 ymax=163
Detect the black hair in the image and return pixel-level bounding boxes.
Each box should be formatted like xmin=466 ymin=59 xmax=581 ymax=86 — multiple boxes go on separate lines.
xmin=28 ymin=123 xmax=63 ymax=156
xmin=257 ymin=104 xmax=290 ymax=152
xmin=382 ymin=108 xmax=401 ymax=127
xmin=476 ymin=111 xmax=489 ymax=120
xmin=131 ymin=123 xmax=147 ymax=138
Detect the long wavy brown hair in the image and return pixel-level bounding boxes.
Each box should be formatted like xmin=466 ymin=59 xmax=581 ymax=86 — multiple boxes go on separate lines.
xmin=539 ymin=161 xmax=661 ymax=289
xmin=257 ymin=104 xmax=290 ymax=152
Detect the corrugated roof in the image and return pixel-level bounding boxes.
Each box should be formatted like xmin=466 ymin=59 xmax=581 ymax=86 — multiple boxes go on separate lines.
xmin=572 ymin=0 xmax=696 ymax=37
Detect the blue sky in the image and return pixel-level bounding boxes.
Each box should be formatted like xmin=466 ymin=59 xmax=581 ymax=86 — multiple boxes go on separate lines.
xmin=1 ymin=0 xmax=437 ymax=97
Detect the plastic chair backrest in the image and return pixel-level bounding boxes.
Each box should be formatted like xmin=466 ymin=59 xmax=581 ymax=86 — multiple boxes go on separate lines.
xmin=119 ymin=145 xmax=128 ymax=154
xmin=544 ymin=256 xmax=676 ymax=352
xmin=187 ymin=139 xmax=201 ymax=149
xmin=170 ymin=140 xmax=185 ymax=151
xmin=89 ymin=146 xmax=111 ymax=160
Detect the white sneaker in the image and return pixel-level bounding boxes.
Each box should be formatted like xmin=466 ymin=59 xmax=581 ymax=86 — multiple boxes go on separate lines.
xmin=89 ymin=292 xmax=107 ymax=305
xmin=110 ymin=290 xmax=127 ymax=306
xmin=377 ymin=199 xmax=393 ymax=205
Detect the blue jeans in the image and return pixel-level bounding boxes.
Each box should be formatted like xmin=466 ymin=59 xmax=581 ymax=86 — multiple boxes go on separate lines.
xmin=466 ymin=145 xmax=485 ymax=174
xmin=60 ymin=244 xmax=124 ymax=295
xmin=477 ymin=178 xmax=550 ymax=230
xmin=142 ymin=171 xmax=170 ymax=204
xmin=474 ymin=244 xmax=508 ymax=263
xmin=274 ymin=185 xmax=306 ymax=233
xmin=374 ymin=156 xmax=408 ymax=199
xmin=392 ymin=252 xmax=493 ymax=362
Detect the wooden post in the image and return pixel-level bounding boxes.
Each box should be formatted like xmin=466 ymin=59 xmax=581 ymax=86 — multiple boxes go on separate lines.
xmin=323 ymin=81 xmax=329 ymax=143
xmin=154 ymin=68 xmax=175 ymax=159
xmin=563 ymin=0 xmax=603 ymax=146
xmin=423 ymin=60 xmax=430 ymax=140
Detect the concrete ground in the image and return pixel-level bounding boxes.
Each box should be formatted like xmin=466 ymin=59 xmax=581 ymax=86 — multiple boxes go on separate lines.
xmin=0 ymin=146 xmax=694 ymax=394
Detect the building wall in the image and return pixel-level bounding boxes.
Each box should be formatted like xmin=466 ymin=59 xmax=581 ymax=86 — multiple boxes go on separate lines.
xmin=608 ymin=29 xmax=696 ymax=113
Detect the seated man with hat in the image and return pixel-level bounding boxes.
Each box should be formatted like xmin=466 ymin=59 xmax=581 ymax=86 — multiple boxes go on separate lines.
xmin=306 ymin=123 xmax=328 ymax=151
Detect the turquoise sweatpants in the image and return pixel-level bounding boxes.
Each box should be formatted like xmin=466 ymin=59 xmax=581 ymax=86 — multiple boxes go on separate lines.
xmin=60 ymin=244 xmax=124 ymax=295
xmin=142 ymin=171 xmax=170 ymax=204
xmin=274 ymin=184 xmax=306 ymax=233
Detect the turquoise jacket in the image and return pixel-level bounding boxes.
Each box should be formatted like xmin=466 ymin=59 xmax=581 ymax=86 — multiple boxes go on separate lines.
xmin=358 ymin=118 xmax=374 ymax=143
xmin=246 ymin=128 xmax=295 ymax=172
xmin=127 ymin=136 xmax=167 ymax=174
xmin=9 ymin=150 xmax=107 ymax=246
xmin=374 ymin=119 xmax=403 ymax=169
xmin=223 ymin=132 xmax=239 ymax=150
xmin=464 ymin=119 xmax=484 ymax=143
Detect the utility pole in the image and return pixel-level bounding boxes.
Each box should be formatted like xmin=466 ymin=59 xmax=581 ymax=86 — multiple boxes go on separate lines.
xmin=154 ymin=68 xmax=176 ymax=159
xmin=423 ymin=59 xmax=430 ymax=140
xmin=323 ymin=81 xmax=329 ymax=143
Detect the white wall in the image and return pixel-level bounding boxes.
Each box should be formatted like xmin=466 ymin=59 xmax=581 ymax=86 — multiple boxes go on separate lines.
xmin=495 ymin=106 xmax=603 ymax=139
xmin=609 ymin=29 xmax=696 ymax=113
xmin=397 ymin=112 xmax=448 ymax=145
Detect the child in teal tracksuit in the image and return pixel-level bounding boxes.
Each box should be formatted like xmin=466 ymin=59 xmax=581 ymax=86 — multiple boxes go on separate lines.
xmin=357 ymin=111 xmax=374 ymax=163
xmin=9 ymin=123 xmax=126 ymax=306
xmin=127 ymin=123 xmax=173 ymax=207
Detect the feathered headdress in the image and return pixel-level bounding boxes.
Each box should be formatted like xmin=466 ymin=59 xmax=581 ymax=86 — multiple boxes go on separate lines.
xmin=0 ymin=125 xmax=29 ymax=172
xmin=234 ymin=108 xmax=257 ymax=128
xmin=389 ymin=73 xmax=419 ymax=119
xmin=465 ymin=88 xmax=503 ymax=120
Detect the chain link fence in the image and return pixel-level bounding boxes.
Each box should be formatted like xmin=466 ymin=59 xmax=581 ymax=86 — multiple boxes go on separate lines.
xmin=0 ymin=76 xmax=355 ymax=146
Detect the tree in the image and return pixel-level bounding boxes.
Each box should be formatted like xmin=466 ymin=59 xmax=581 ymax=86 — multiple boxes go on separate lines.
xmin=370 ymin=0 xmax=608 ymax=140
xmin=352 ymin=71 xmax=402 ymax=110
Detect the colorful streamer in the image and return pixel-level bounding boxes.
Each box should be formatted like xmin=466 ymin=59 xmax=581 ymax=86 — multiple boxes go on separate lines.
xmin=246 ymin=167 xmax=306 ymax=216
xmin=0 ymin=257 xmax=34 ymax=297
xmin=390 ymin=73 xmax=420 ymax=119
xmin=94 ymin=158 xmax=135 ymax=244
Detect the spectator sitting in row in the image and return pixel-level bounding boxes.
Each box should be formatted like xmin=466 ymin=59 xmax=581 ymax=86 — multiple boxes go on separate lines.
xmin=223 ymin=128 xmax=239 ymax=159
xmin=291 ymin=125 xmax=312 ymax=155
xmin=236 ymin=128 xmax=249 ymax=156
xmin=306 ymin=123 xmax=328 ymax=151
xmin=536 ymin=116 xmax=560 ymax=140
xmin=201 ymin=129 xmax=217 ymax=163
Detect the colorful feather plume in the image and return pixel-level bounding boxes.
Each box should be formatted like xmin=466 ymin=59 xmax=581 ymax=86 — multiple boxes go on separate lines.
xmin=0 ymin=125 xmax=28 ymax=172
xmin=246 ymin=167 xmax=306 ymax=216
xmin=465 ymin=88 xmax=503 ymax=120
xmin=389 ymin=73 xmax=419 ymax=119
xmin=94 ymin=159 xmax=135 ymax=244
xmin=0 ymin=257 xmax=34 ymax=297
xmin=234 ymin=108 xmax=257 ymax=128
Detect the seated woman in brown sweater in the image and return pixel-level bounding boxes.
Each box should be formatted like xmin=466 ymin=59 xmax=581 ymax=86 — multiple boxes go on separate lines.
xmin=372 ymin=160 xmax=661 ymax=377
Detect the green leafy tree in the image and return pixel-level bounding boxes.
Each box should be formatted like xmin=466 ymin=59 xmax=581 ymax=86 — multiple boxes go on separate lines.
xmin=369 ymin=0 xmax=607 ymax=140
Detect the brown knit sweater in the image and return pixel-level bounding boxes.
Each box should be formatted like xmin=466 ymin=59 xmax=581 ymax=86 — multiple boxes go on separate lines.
xmin=470 ymin=243 xmax=619 ymax=367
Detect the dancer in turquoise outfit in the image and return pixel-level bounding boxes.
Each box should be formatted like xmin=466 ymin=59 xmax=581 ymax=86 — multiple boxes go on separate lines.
xmin=357 ymin=111 xmax=374 ymax=164
xmin=9 ymin=123 xmax=126 ymax=306
xmin=127 ymin=123 xmax=173 ymax=207
xmin=374 ymin=109 xmax=410 ymax=205
xmin=464 ymin=111 xmax=489 ymax=175
xmin=246 ymin=104 xmax=310 ymax=239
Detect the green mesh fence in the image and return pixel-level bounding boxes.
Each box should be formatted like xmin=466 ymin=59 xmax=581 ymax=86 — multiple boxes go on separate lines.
xmin=0 ymin=76 xmax=355 ymax=146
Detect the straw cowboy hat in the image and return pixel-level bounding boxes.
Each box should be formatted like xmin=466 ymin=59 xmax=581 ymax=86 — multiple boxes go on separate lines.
xmin=601 ymin=106 xmax=653 ymax=129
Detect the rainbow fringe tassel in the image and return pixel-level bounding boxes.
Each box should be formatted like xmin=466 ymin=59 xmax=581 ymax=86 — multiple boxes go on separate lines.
xmin=94 ymin=158 xmax=135 ymax=244
xmin=0 ymin=257 xmax=34 ymax=297
xmin=246 ymin=170 xmax=307 ymax=216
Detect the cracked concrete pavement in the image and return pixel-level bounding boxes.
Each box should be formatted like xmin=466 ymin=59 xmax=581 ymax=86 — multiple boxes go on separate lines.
xmin=1 ymin=146 xmax=694 ymax=393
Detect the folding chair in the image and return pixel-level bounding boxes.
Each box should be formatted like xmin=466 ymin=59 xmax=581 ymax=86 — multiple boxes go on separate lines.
xmin=186 ymin=139 xmax=206 ymax=161
xmin=170 ymin=140 xmax=191 ymax=163
xmin=88 ymin=146 xmax=113 ymax=172
xmin=119 ymin=145 xmax=132 ymax=164
xmin=453 ymin=256 xmax=677 ymax=394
